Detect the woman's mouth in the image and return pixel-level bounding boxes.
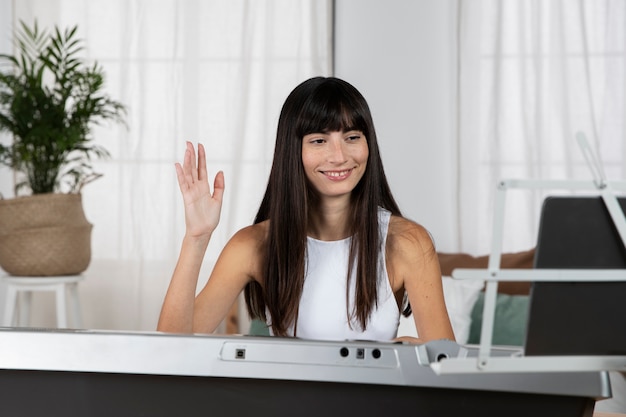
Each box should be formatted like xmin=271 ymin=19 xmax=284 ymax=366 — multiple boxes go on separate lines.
xmin=322 ymin=169 xmax=352 ymax=180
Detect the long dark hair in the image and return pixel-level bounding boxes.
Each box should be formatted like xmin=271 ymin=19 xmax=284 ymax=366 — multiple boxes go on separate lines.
xmin=245 ymin=77 xmax=401 ymax=336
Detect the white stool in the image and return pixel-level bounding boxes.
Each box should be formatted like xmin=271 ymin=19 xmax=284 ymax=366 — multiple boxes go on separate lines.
xmin=1 ymin=275 xmax=84 ymax=329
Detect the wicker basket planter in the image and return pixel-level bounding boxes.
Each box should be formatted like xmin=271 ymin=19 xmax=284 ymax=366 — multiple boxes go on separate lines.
xmin=0 ymin=194 xmax=92 ymax=276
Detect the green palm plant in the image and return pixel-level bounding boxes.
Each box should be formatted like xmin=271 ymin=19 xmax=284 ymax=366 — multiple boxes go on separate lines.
xmin=0 ymin=20 xmax=126 ymax=195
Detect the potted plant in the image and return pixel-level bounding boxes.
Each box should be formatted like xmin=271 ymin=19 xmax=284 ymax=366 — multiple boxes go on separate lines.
xmin=0 ymin=21 xmax=127 ymax=276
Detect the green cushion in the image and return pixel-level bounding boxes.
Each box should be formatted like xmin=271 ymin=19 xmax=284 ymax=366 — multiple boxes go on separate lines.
xmin=468 ymin=292 xmax=530 ymax=346
xmin=248 ymin=319 xmax=270 ymax=336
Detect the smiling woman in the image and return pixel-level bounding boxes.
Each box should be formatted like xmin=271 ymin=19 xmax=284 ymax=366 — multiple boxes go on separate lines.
xmin=158 ymin=77 xmax=455 ymax=344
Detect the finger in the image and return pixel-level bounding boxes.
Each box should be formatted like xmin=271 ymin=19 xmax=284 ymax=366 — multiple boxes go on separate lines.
xmin=182 ymin=142 xmax=193 ymax=180
xmin=175 ymin=162 xmax=188 ymax=192
xmin=212 ymin=171 xmax=225 ymax=202
xmin=197 ymin=143 xmax=208 ymax=182
xmin=187 ymin=141 xmax=198 ymax=183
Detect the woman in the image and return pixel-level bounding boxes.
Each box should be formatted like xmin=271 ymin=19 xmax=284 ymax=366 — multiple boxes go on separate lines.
xmin=158 ymin=77 xmax=454 ymax=343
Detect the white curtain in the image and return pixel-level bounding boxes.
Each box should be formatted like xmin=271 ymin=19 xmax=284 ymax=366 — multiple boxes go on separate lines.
xmin=9 ymin=0 xmax=333 ymax=331
xmin=457 ymin=0 xmax=626 ymax=255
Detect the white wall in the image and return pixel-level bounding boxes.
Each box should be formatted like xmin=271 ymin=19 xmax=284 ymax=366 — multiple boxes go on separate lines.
xmin=334 ymin=0 xmax=459 ymax=252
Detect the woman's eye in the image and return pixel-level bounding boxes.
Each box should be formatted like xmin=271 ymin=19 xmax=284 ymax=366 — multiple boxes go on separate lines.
xmin=347 ymin=135 xmax=361 ymax=141
xmin=310 ymin=138 xmax=325 ymax=144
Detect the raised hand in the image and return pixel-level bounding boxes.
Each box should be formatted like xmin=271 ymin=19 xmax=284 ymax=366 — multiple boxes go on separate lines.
xmin=175 ymin=142 xmax=225 ymax=239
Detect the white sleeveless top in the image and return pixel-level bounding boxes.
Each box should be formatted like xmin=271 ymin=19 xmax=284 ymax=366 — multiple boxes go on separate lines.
xmin=274 ymin=208 xmax=400 ymax=341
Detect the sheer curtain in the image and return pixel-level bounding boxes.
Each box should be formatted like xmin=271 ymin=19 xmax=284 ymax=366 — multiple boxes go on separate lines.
xmin=9 ymin=0 xmax=332 ymax=331
xmin=457 ymin=0 xmax=626 ymax=255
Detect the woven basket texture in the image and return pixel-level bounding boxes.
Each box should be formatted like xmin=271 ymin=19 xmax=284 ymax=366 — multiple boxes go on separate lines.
xmin=0 ymin=193 xmax=88 ymax=234
xmin=0 ymin=194 xmax=92 ymax=276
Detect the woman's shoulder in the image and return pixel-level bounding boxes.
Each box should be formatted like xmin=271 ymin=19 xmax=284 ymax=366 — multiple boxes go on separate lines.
xmin=387 ymin=215 xmax=436 ymax=254
xmin=228 ymin=220 xmax=269 ymax=248
xmin=389 ymin=215 xmax=432 ymax=240
xmin=220 ymin=221 xmax=269 ymax=283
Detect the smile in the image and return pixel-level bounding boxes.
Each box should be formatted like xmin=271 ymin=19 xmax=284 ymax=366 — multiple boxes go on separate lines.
xmin=322 ymin=169 xmax=353 ymax=180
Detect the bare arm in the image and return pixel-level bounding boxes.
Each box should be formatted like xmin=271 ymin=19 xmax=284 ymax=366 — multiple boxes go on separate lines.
xmin=388 ymin=218 xmax=455 ymax=344
xmin=191 ymin=225 xmax=263 ymax=333
xmin=157 ymin=142 xmax=225 ymax=333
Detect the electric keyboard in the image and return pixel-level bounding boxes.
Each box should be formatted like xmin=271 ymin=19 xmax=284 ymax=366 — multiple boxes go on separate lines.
xmin=0 ymin=328 xmax=610 ymax=416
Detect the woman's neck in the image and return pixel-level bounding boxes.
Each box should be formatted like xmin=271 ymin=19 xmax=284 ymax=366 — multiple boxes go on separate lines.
xmin=307 ymin=199 xmax=352 ymax=241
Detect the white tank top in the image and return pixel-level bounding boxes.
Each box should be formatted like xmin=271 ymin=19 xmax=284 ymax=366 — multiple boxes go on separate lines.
xmin=279 ymin=208 xmax=400 ymax=341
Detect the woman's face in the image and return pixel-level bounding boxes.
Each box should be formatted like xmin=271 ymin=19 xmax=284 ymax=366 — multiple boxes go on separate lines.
xmin=301 ymin=130 xmax=369 ymax=200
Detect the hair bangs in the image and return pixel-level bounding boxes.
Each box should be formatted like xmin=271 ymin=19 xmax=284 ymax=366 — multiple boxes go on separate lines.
xmin=296 ymin=85 xmax=368 ymax=137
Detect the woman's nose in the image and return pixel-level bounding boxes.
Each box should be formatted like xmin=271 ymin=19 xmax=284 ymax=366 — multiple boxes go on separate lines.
xmin=328 ymin=139 xmax=347 ymax=163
